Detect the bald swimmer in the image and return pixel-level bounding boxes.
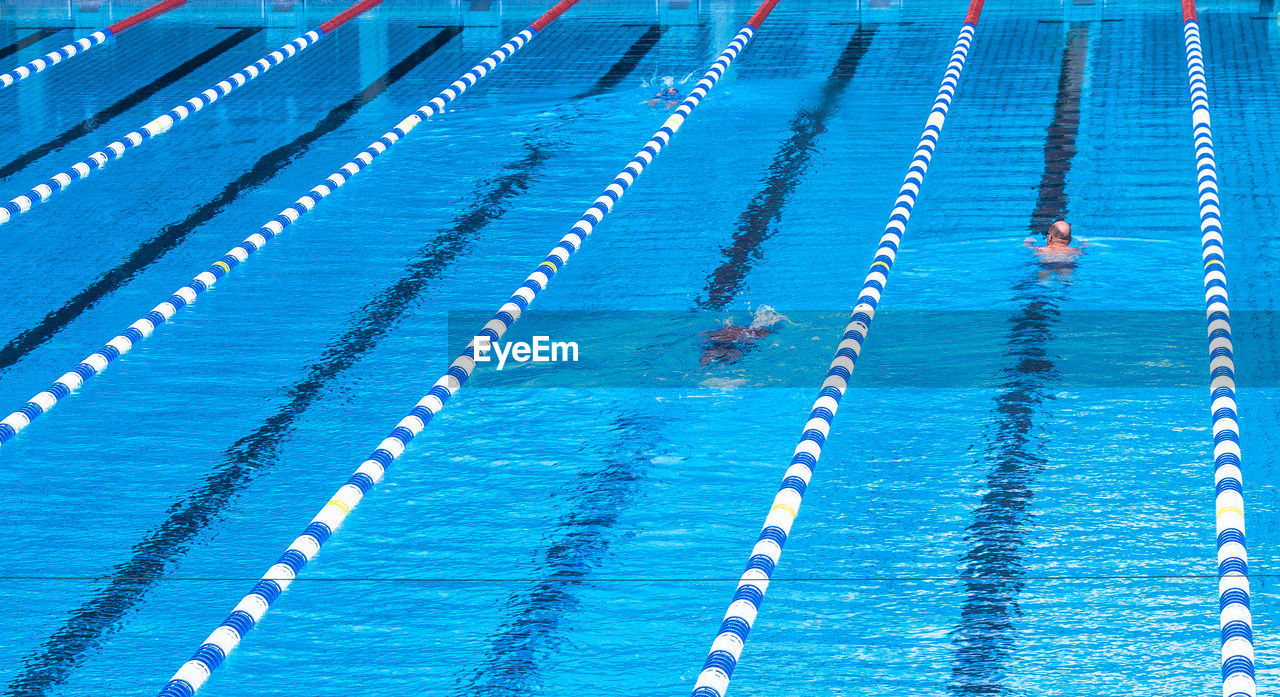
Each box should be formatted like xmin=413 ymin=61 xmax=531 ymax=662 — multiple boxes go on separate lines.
xmin=1025 ymin=220 xmax=1086 ymax=261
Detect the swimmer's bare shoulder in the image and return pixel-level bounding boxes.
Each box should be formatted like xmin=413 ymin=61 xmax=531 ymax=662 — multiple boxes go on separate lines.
xmin=1033 ymin=245 xmax=1083 ymax=261
xmin=1026 ymin=219 xmax=1085 ymax=257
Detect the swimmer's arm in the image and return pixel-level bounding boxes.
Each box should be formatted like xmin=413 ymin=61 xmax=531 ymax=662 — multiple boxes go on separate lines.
xmin=1023 ymin=236 xmax=1036 ymax=248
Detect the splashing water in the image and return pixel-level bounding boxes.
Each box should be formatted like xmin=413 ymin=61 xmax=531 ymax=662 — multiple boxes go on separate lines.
xmin=749 ymin=305 xmax=790 ymax=330
xmin=640 ymin=72 xmax=697 ymax=89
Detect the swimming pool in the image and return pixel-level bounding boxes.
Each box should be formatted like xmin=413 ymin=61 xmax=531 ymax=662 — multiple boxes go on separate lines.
xmin=0 ymin=0 xmax=1273 ymax=694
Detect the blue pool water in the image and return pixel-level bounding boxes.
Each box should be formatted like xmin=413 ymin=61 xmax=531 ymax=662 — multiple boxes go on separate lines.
xmin=0 ymin=0 xmax=1276 ymax=694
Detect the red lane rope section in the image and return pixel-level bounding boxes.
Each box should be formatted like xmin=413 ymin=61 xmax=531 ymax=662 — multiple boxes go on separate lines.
xmin=530 ymin=0 xmax=581 ymax=32
xmin=1183 ymin=0 xmax=1198 ymax=23
xmin=318 ymin=0 xmax=383 ymax=34
xmin=965 ymin=0 xmax=986 ymax=25
xmin=105 ymin=0 xmax=185 ymax=34
xmin=747 ymin=0 xmax=781 ymax=29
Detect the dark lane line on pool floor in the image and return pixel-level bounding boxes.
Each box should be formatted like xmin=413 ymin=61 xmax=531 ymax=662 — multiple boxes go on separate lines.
xmin=6 ymin=29 xmax=669 ymax=688
xmin=456 ymin=24 xmax=883 ymax=694
xmin=3 ymin=140 xmax=552 ymax=697
xmin=948 ymin=22 xmax=1088 ymax=697
xmin=0 ymin=28 xmax=64 ymax=62
xmin=0 ymin=26 xmax=463 ymax=375
xmin=426 ymin=29 xmax=752 ymax=694
xmin=457 ymin=414 xmax=665 ymax=696
xmin=573 ymin=23 xmax=663 ymax=99
xmin=0 ymin=28 xmax=264 ymax=181
xmin=698 ymin=23 xmax=878 ymax=310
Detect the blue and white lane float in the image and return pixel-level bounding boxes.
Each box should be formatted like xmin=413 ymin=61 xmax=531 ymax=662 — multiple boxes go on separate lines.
xmin=1181 ymin=2 xmax=1254 ymax=696
xmin=0 ymin=0 xmax=186 ymax=91
xmin=0 ymin=0 xmax=384 ymax=229
xmin=154 ymin=1 xmax=779 ymax=693
xmin=686 ymin=2 xmax=984 ymax=696
xmin=0 ymin=0 xmax=578 ymax=451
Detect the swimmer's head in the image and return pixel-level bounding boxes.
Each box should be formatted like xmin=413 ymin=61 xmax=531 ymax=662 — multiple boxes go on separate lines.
xmin=665 ymin=87 xmax=679 ymax=96
xmin=1047 ymin=220 xmax=1072 ymax=244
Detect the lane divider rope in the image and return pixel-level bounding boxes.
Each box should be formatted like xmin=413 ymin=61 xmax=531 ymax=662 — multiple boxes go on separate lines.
xmin=0 ymin=0 xmax=383 ymax=228
xmin=0 ymin=0 xmax=578 ymax=449
xmin=0 ymin=1 xmax=578 ymax=450
xmin=0 ymin=0 xmax=186 ymax=91
xmin=155 ymin=2 xmax=775 ymax=694
xmin=1180 ymin=2 xmax=1255 ymax=696
xmin=685 ymin=3 xmax=983 ymax=696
